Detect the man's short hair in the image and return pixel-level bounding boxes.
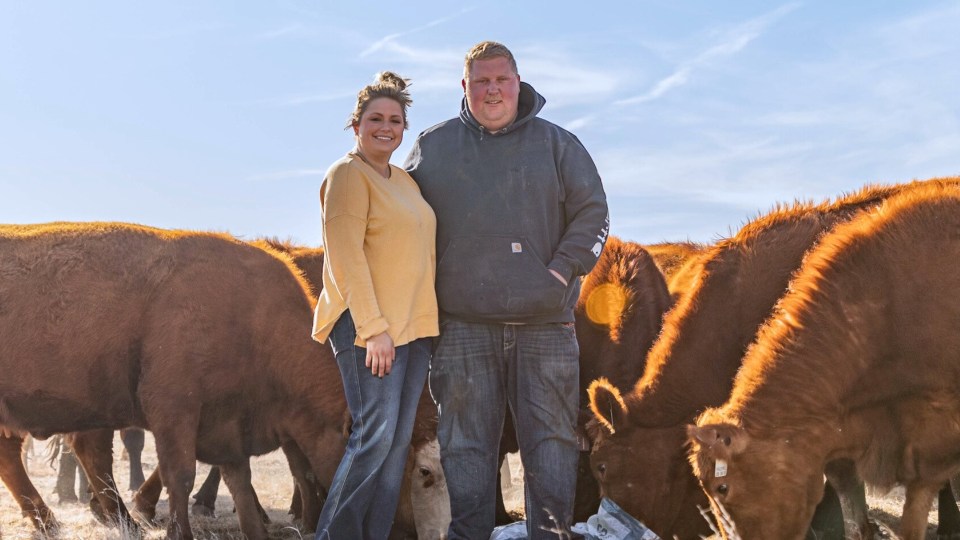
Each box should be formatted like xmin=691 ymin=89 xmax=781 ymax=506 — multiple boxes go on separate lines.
xmin=463 ymin=41 xmax=518 ymax=78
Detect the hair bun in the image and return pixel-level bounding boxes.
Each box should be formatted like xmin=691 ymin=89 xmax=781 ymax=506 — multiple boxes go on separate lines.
xmin=375 ymin=71 xmax=410 ymax=90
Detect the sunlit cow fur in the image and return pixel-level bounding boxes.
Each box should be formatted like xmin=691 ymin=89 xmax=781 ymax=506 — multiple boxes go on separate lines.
xmin=0 ymin=222 xmax=347 ymax=540
xmin=689 ymin=182 xmax=960 ymax=540
xmin=589 ymin=177 xmax=960 ymax=539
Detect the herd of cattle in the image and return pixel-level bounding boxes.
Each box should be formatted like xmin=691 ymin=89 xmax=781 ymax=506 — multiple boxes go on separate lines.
xmin=0 ymin=176 xmax=958 ymax=540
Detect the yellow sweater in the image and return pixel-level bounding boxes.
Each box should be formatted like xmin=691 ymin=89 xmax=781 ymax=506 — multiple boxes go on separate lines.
xmin=312 ymin=152 xmax=439 ymax=347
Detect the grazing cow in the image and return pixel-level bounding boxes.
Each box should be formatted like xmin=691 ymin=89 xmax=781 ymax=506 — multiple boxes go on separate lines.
xmin=688 ymin=182 xmax=960 ymax=540
xmin=589 ymin=178 xmax=960 ymax=539
xmin=572 ymin=236 xmax=675 ymax=521
xmin=131 ymin=241 xmax=328 ymax=521
xmin=0 ymin=222 xmax=347 ymax=540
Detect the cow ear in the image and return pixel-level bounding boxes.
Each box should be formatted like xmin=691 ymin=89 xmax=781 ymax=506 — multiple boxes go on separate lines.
xmin=687 ymin=423 xmax=748 ymax=460
xmin=588 ymin=378 xmax=628 ymax=435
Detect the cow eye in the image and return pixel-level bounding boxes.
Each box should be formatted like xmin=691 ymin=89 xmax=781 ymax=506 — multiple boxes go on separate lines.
xmin=597 ymin=463 xmax=607 ymax=476
xmin=716 ymin=483 xmax=729 ymax=496
xmin=419 ymin=466 xmax=431 ymax=477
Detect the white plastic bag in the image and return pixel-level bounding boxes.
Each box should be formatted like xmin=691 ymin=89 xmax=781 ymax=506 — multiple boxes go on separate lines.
xmin=489 ymin=521 xmax=528 ymax=540
xmin=489 ymin=498 xmax=660 ymax=540
xmin=571 ymin=497 xmax=661 ymax=540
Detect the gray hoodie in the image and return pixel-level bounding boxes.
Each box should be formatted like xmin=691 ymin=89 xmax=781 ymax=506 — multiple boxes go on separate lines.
xmin=405 ymin=82 xmax=609 ymax=324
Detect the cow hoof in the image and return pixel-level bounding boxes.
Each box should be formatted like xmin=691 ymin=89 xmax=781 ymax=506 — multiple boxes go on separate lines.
xmin=25 ymin=507 xmax=60 ymax=533
xmin=191 ymin=503 xmax=215 ymax=517
xmin=132 ymin=493 xmax=157 ymax=523
xmin=89 ymin=498 xmax=110 ymax=525
xmin=56 ymin=492 xmax=79 ymax=504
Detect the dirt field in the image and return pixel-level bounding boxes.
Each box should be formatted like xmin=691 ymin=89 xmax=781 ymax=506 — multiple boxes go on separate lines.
xmin=1 ymin=434 xmax=947 ymax=539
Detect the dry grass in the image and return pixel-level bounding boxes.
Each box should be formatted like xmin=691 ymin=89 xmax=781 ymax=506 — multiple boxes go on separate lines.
xmin=2 ymin=433 xmax=310 ymax=539
xmin=2 ymin=438 xmax=949 ymax=539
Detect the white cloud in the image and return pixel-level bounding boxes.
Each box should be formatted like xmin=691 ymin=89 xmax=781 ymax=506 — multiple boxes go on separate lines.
xmin=513 ymin=45 xmax=620 ymax=109
xmin=360 ymin=8 xmax=476 ymax=58
xmin=617 ymin=2 xmax=801 ymax=105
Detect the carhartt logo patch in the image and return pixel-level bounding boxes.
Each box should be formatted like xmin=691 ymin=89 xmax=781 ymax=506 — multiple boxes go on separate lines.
xmin=511 ymin=242 xmax=522 ymax=253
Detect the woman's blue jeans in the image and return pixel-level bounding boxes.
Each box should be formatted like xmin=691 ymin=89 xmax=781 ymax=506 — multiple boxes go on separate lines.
xmin=431 ymin=320 xmax=580 ymax=540
xmin=315 ymin=311 xmax=431 ymax=539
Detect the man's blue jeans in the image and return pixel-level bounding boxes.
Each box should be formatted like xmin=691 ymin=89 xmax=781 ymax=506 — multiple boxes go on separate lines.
xmin=431 ymin=320 xmax=580 ymax=540
xmin=315 ymin=311 xmax=431 ymax=539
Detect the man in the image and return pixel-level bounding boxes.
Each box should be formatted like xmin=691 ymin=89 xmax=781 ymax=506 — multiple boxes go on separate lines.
xmin=405 ymin=41 xmax=608 ymax=539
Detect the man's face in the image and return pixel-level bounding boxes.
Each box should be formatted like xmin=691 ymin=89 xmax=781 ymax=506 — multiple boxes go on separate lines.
xmin=462 ymin=56 xmax=520 ymax=132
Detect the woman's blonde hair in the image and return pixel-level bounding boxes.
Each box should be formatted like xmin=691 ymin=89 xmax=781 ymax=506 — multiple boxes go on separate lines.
xmin=346 ymin=71 xmax=412 ymax=130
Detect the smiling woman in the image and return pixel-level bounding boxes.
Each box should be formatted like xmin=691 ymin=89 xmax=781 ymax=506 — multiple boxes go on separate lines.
xmin=310 ymin=71 xmax=441 ymax=540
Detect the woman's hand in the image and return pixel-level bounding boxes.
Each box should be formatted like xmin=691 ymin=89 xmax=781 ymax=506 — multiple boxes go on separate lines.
xmin=365 ymin=332 xmax=395 ymax=377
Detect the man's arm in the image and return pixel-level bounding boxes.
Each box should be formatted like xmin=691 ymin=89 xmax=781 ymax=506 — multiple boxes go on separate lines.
xmin=548 ymin=136 xmax=610 ymax=283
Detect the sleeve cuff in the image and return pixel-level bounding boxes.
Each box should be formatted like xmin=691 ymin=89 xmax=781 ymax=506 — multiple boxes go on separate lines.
xmin=548 ymin=259 xmax=575 ymax=284
xmin=354 ymin=316 xmax=390 ymax=341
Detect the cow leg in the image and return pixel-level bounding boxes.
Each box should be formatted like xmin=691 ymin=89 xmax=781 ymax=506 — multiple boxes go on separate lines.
xmin=121 ymin=428 xmax=146 ymax=491
xmin=219 ymin=460 xmax=269 ymax=540
xmin=78 ymin=463 xmax=92 ymax=503
xmin=191 ymin=466 xmax=220 ymax=516
xmin=289 ymin=479 xmax=302 ymax=518
xmin=55 ymin=436 xmax=80 ymax=503
xmin=152 ymin=426 xmax=198 ymax=540
xmin=937 ymin=481 xmax=960 ymax=539
xmin=0 ymin=434 xmax=58 ymax=531
xmin=281 ymin=440 xmax=321 ymax=529
xmin=901 ymin=482 xmax=937 ymax=540
xmin=823 ymin=458 xmax=875 ymax=540
xmin=69 ymin=429 xmax=140 ymax=533
xmin=132 ymin=467 xmax=164 ymax=522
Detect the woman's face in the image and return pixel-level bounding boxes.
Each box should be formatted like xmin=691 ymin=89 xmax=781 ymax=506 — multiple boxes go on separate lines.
xmin=354 ymin=97 xmax=404 ymax=160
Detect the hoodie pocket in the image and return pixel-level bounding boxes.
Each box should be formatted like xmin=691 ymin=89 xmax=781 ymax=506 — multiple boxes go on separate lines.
xmin=436 ymin=235 xmax=567 ymax=319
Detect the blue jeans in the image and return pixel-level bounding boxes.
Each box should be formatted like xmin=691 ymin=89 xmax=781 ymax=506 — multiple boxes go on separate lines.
xmin=315 ymin=311 xmax=431 ymax=540
xmin=431 ymin=320 xmax=580 ymax=540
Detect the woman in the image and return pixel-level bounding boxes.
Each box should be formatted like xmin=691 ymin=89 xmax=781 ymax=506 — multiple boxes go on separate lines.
xmin=311 ymin=72 xmax=438 ymax=539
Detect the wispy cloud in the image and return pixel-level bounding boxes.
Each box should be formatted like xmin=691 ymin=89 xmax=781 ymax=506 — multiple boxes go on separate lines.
xmin=617 ymin=2 xmax=801 ymax=105
xmin=360 ymin=7 xmax=476 ymax=58
xmin=516 ymin=45 xmax=620 ymax=110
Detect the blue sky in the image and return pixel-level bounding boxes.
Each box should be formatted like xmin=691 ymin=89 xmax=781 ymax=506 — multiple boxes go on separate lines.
xmin=2 ymin=1 xmax=958 ymax=245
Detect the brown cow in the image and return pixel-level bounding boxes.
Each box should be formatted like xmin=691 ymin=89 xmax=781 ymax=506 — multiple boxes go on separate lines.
xmin=572 ymin=236 xmax=673 ymax=521
xmin=130 ymin=240 xmax=328 ymax=521
xmin=642 ymin=241 xmax=708 ymax=300
xmin=688 ymin=182 xmax=960 ymax=540
xmin=0 ymin=222 xmax=346 ymax=540
xmin=589 ymin=177 xmax=960 ymax=539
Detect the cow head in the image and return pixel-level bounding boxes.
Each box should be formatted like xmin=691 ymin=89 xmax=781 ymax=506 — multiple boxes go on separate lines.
xmin=410 ymin=439 xmax=450 ymax=540
xmin=587 ymin=379 xmax=712 ymax=539
xmin=688 ymin=412 xmax=824 ymax=540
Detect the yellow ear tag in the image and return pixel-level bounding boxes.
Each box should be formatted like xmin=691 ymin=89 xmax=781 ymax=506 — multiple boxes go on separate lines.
xmin=715 ymin=459 xmax=728 ymax=478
